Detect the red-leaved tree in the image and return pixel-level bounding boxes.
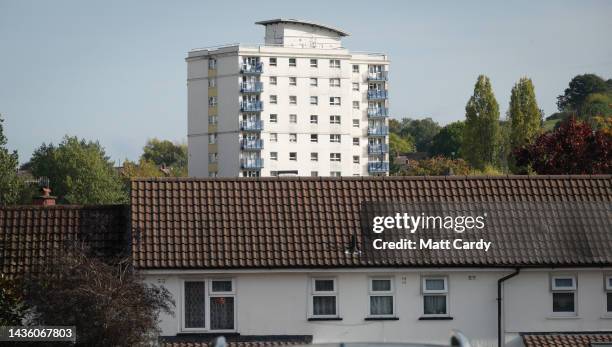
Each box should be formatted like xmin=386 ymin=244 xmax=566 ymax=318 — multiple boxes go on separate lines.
xmin=513 ymin=117 xmax=612 ymax=174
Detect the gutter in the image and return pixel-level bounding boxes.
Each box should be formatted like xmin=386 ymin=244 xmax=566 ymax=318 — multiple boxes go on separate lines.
xmin=497 ymin=268 xmax=520 ymax=347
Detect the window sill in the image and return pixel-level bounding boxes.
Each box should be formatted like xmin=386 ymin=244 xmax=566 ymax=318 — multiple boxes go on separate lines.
xmin=546 ymin=315 xmax=581 ymax=320
xmin=364 ymin=317 xmax=399 ymax=321
xmin=418 ymin=316 xmax=453 ymax=321
xmin=308 ymin=317 xmax=343 ymax=321
xmin=601 ymin=315 xmax=612 ymax=319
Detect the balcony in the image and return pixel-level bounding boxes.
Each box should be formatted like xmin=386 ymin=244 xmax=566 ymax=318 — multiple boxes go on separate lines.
xmin=368 ymin=144 xmax=389 ymax=154
xmin=367 ymin=71 xmax=388 ymax=81
xmin=239 ymin=120 xmax=263 ymax=131
xmin=368 ymin=162 xmax=389 ymax=173
xmin=367 ymin=107 xmax=389 ymax=118
xmin=240 ymin=101 xmax=263 ymax=112
xmin=368 ymin=126 xmax=389 ymax=136
xmin=240 ymin=139 xmax=263 ymax=150
xmin=240 ymin=82 xmax=263 ymax=93
xmin=367 ymin=90 xmax=388 ymax=100
xmin=240 ymin=158 xmax=264 ymax=169
xmin=240 ymin=63 xmax=263 ymax=75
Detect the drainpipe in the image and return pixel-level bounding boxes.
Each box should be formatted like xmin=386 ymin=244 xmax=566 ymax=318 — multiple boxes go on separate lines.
xmin=497 ymin=268 xmax=520 ymax=347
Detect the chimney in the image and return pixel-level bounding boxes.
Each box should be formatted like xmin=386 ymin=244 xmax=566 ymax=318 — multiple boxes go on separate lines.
xmin=33 ymin=187 xmax=56 ymax=206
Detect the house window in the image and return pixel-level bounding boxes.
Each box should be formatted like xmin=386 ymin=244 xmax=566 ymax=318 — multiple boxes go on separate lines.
xmin=208 ymin=97 xmax=217 ymax=107
xmin=208 ymin=153 xmax=218 ymax=164
xmin=270 ymin=171 xmax=278 ymax=177
xmin=269 ymin=114 xmax=277 ymax=123
xmin=353 ymin=137 xmax=359 ymax=146
xmin=270 ymin=95 xmax=277 ymax=104
xmin=270 ymin=152 xmax=278 ymax=161
xmin=289 ymin=133 xmax=297 ymax=143
xmin=290 ymin=96 xmax=297 ymax=105
xmin=330 ymin=153 xmax=341 ymax=162
xmin=368 ymin=278 xmax=394 ymax=317
xmin=310 ymin=115 xmax=318 ymax=124
xmin=352 ymin=83 xmax=359 ymax=91
xmin=269 ymin=57 xmax=277 ymax=66
xmin=353 ymin=119 xmax=360 ymax=127
xmin=310 ymin=96 xmax=318 ymax=105
xmin=422 ymin=277 xmax=449 ymax=316
xmin=330 ymin=115 xmax=341 ymax=124
xmin=310 ymin=78 xmax=318 ymax=87
xmin=329 ymin=59 xmax=340 ymax=68
xmin=208 ymin=134 xmax=217 ymax=144
xmin=311 ymin=152 xmax=318 ymax=161
xmin=208 ymin=171 xmax=217 ymax=178
xmin=353 ymin=155 xmax=360 ymax=164
xmin=289 ymin=58 xmax=296 ymax=67
xmin=329 ymin=97 xmax=341 ymax=106
xmin=208 ymin=59 xmax=217 ymax=69
xmin=208 ymin=115 xmax=217 ymax=125
xmin=311 ymin=278 xmax=338 ymax=318
xmin=269 ymin=133 xmax=278 ymax=142
xmin=352 ymin=64 xmax=359 ymax=73
xmin=208 ymin=78 xmax=216 ymax=88
xmin=289 ymin=77 xmax=297 ymax=86
xmin=551 ymin=275 xmax=576 ymax=314
xmin=182 ymin=279 xmax=235 ymax=331
xmin=606 ymin=276 xmax=612 ymax=313
xmin=290 ymin=114 xmax=297 ymax=123
xmin=311 ymin=171 xmax=318 ymax=177
xmin=310 ymin=134 xmax=318 ymax=143
xmin=330 ymin=134 xmax=341 ymax=143
xmin=352 ymin=101 xmax=359 ymax=109
xmin=310 ymin=59 xmax=318 ymax=67
xmin=289 ymin=152 xmax=297 ymax=161
xmin=270 ymin=76 xmax=277 ymax=85
xmin=330 ymin=78 xmax=341 ymax=87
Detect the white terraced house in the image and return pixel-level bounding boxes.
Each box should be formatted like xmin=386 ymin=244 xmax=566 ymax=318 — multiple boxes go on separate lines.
xmin=186 ymin=19 xmax=390 ymax=178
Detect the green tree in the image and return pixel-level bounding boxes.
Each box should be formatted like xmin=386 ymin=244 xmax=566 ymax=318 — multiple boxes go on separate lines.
xmin=462 ymin=75 xmax=501 ymax=169
xmin=582 ymin=92 xmax=612 ymax=121
xmin=429 ymin=121 xmax=464 ymax=158
xmin=508 ymin=77 xmax=542 ymax=149
xmin=557 ymin=74 xmax=608 ymax=113
xmin=389 ymin=133 xmax=415 ymax=174
xmin=0 ymin=114 xmax=22 ymax=205
xmin=141 ymin=138 xmax=187 ymax=175
xmin=28 ymin=136 xmax=127 ymax=204
xmin=397 ymin=156 xmax=471 ymax=176
xmin=399 ymin=118 xmax=441 ymax=153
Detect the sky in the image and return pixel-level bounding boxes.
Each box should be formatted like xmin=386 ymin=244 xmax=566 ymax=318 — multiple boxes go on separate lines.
xmin=1 ymin=0 xmax=611 ymax=164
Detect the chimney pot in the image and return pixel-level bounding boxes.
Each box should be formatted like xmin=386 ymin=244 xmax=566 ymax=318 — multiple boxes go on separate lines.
xmin=33 ymin=187 xmax=56 ymax=206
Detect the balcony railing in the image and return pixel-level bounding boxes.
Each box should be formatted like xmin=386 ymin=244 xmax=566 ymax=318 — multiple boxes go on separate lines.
xmin=239 ymin=120 xmax=263 ymax=131
xmin=240 ymin=82 xmax=263 ymax=93
xmin=240 ymin=63 xmax=263 ymax=74
xmin=367 ymin=71 xmax=388 ymax=81
xmin=240 ymin=158 xmax=264 ymax=169
xmin=368 ymin=126 xmax=389 ymax=136
xmin=240 ymin=139 xmax=263 ymax=150
xmin=368 ymin=162 xmax=389 ymax=173
xmin=367 ymin=107 xmax=389 ymax=118
xmin=368 ymin=144 xmax=389 ymax=154
xmin=240 ymin=101 xmax=263 ymax=112
xmin=367 ymin=90 xmax=388 ymax=100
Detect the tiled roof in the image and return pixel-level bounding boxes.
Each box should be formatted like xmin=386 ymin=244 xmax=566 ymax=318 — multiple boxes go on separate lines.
xmin=160 ymin=335 xmax=312 ymax=347
xmin=130 ymin=176 xmax=612 ymax=270
xmin=523 ymin=332 xmax=612 ymax=347
xmin=0 ymin=205 xmax=129 ymax=278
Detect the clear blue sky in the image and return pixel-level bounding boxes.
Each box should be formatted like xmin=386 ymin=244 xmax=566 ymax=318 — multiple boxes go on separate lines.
xmin=1 ymin=0 xmax=611 ymax=164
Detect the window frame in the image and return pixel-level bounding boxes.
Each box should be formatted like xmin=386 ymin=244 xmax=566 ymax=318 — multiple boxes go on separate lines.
xmin=367 ymin=277 xmax=395 ymax=318
xmin=329 ymin=97 xmax=341 ymax=106
xmin=289 ymin=77 xmax=297 ymax=86
xmin=310 ymin=59 xmax=318 ymax=68
xmin=180 ymin=278 xmax=236 ymax=333
xmin=550 ymin=275 xmax=577 ymax=316
xmin=330 ymin=115 xmax=341 ymax=125
xmin=269 ymin=57 xmax=277 ymax=66
xmin=310 ymin=152 xmax=318 ymax=161
xmin=330 ymin=134 xmax=341 ymax=143
xmin=269 ymin=114 xmax=278 ymax=123
xmin=289 ymin=133 xmax=297 ymax=143
xmin=310 ymin=278 xmax=339 ymax=319
xmin=289 ymin=114 xmax=297 ymax=124
xmin=270 ymin=152 xmax=278 ymax=161
xmin=269 ymin=76 xmax=277 ymax=85
xmin=329 ymin=78 xmax=341 ymax=87
xmin=605 ymin=275 xmax=612 ymax=314
xmin=289 ymin=95 xmax=297 ymax=105
xmin=289 ymin=152 xmax=297 ymax=161
xmin=269 ymin=95 xmax=277 ymax=104
xmin=421 ymin=276 xmax=449 ymax=317
xmin=329 ymin=59 xmax=341 ymax=68
xmin=310 ymin=96 xmax=318 ymax=105
xmin=310 ymin=78 xmax=318 ymax=87
xmin=289 ymin=57 xmax=297 ymax=67
xmin=330 ymin=153 xmax=341 ymax=162
xmin=310 ymin=115 xmax=318 ymax=124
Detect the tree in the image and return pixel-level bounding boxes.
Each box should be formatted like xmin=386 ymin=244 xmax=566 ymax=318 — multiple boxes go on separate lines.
xmin=462 ymin=75 xmax=501 ymax=169
xmin=0 ymin=276 xmax=27 ymax=325
xmin=21 ymin=244 xmax=174 ymax=346
xmin=513 ymin=117 xmax=612 ymax=174
xmin=398 ymin=118 xmax=441 ymax=153
xmin=508 ymin=77 xmax=542 ymax=149
xmin=27 ymin=136 xmax=127 ymax=204
xmin=141 ymin=138 xmax=187 ymax=176
xmin=389 ymin=133 xmax=415 ymax=174
xmin=397 ymin=156 xmax=471 ymax=176
xmin=0 ymin=114 xmax=23 ymax=205
xmin=557 ymin=74 xmax=608 ymax=113
xmin=429 ymin=121 xmax=464 ymax=158
xmin=582 ymin=92 xmax=612 ymax=121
